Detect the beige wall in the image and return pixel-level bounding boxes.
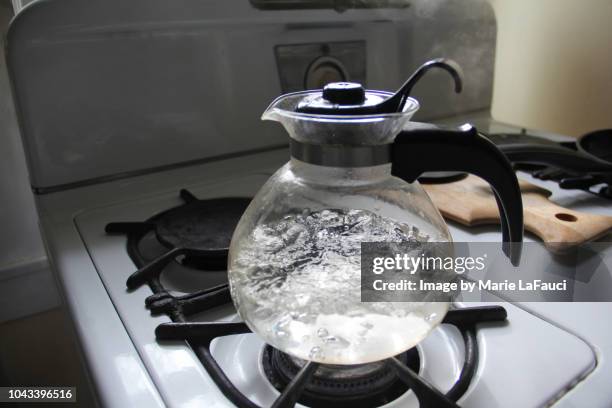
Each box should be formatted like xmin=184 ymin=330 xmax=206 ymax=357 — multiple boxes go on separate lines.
xmin=490 ymin=0 xmax=612 ymax=136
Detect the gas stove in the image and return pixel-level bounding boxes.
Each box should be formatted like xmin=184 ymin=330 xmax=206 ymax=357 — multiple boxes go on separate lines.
xmin=8 ymin=1 xmax=611 ymax=405
xmin=97 ymin=188 xmax=536 ymax=408
xmin=36 ymin=116 xmax=612 ymax=407
xmin=74 ymin=180 xmax=596 ymax=407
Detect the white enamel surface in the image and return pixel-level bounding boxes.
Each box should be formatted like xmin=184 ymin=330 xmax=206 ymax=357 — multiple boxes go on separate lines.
xmin=8 ymin=0 xmax=404 ymax=190
xmin=39 ymin=217 xmax=165 ymax=408
xmin=38 ymin=115 xmax=612 ymax=407
xmin=74 ymin=174 xmax=274 ymax=407
xmin=37 ymin=149 xmax=287 ymax=407
xmin=9 ymin=0 xmax=498 ymax=190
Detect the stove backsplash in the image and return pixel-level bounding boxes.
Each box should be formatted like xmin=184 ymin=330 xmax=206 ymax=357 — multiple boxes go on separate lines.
xmin=8 ymin=0 xmax=495 ymax=191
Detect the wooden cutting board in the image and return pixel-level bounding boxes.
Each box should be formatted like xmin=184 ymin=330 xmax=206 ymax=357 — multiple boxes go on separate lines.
xmin=423 ymin=175 xmax=612 ymax=252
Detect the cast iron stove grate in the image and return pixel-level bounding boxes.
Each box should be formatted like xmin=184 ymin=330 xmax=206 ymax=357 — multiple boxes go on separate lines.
xmin=106 ymin=189 xmax=509 ymax=408
xmin=488 ymin=132 xmax=612 ymax=199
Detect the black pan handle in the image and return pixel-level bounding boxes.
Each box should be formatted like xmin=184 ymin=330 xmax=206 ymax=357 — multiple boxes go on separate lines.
xmin=498 ymin=143 xmax=612 ymax=174
xmin=391 ymin=124 xmax=523 ymax=265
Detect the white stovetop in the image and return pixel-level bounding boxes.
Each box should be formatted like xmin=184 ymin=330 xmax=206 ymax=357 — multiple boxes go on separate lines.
xmin=37 ymin=115 xmax=612 ymax=408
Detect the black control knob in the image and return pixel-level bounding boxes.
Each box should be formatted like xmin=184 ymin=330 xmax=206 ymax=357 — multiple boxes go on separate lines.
xmin=322 ymin=82 xmax=366 ymax=105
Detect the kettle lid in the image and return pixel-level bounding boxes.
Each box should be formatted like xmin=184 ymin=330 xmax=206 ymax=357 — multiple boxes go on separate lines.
xmin=295 ymin=82 xmax=390 ymax=114
xmin=295 ymin=58 xmax=463 ymax=115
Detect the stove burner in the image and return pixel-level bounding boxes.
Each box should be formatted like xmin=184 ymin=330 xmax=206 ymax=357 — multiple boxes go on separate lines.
xmin=262 ymin=346 xmax=417 ymax=407
xmin=155 ymin=306 xmax=507 ymax=408
xmin=155 ymin=196 xmax=245 ymax=255
xmin=105 ymin=189 xmax=251 ymax=289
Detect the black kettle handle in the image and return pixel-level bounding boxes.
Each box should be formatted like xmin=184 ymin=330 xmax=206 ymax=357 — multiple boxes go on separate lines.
xmin=391 ymin=124 xmax=524 ymax=265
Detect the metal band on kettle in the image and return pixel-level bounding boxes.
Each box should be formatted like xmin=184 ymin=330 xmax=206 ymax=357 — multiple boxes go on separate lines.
xmin=290 ymin=139 xmax=392 ymax=167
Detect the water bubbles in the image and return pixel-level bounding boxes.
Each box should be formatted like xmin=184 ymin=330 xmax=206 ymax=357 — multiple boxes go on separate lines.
xmin=230 ymin=208 xmax=447 ymax=364
xmin=309 ymin=346 xmax=322 ymax=360
xmin=294 ymin=293 xmax=310 ymax=307
xmin=273 ymin=316 xmax=291 ymax=338
xmin=322 ymin=335 xmax=350 ymax=349
xmin=425 ymin=312 xmax=438 ymax=322
xmin=317 ymin=328 xmax=329 ymax=338
xmin=275 ymin=329 xmax=288 ymax=338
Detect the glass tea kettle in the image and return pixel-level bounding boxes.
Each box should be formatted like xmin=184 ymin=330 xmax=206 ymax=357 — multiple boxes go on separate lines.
xmin=228 ymin=59 xmax=523 ymax=365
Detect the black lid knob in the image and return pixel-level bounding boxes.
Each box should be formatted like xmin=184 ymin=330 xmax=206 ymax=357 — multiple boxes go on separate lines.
xmin=322 ymin=82 xmax=365 ymax=105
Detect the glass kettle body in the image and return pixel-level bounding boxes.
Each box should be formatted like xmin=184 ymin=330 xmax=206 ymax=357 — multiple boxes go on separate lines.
xmin=228 ymin=158 xmax=453 ymax=364
xmin=228 ymin=60 xmax=523 ymax=365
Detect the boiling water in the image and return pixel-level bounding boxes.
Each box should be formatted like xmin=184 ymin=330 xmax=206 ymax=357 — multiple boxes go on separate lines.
xmin=228 ymin=209 xmax=449 ymax=364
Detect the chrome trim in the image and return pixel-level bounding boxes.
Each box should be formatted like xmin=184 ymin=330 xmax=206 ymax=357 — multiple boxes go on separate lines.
xmin=290 ymin=139 xmax=391 ymax=167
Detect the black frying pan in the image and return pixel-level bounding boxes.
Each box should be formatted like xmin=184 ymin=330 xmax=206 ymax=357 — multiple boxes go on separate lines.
xmin=489 ymin=129 xmax=612 ymax=175
xmin=578 ymin=129 xmax=612 ymax=163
